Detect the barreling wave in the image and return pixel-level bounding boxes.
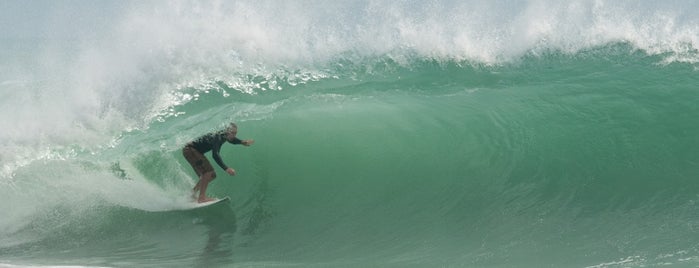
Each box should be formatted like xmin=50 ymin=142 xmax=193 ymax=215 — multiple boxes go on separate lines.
xmin=3 ymin=0 xmax=699 ymax=163
xmin=2 ymin=1 xmax=699 ymax=267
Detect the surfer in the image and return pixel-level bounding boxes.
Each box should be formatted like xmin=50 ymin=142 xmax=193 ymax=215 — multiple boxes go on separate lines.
xmin=183 ymin=123 xmax=254 ymax=203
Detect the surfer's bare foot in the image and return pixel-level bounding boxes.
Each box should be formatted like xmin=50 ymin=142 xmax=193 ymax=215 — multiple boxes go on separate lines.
xmin=198 ymin=197 xmax=216 ymax=203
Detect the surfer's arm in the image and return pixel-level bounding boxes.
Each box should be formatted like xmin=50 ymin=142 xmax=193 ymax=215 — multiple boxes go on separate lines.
xmin=212 ymin=141 xmax=237 ymax=176
xmin=211 ymin=143 xmax=229 ymax=171
xmin=231 ymin=137 xmax=254 ymax=146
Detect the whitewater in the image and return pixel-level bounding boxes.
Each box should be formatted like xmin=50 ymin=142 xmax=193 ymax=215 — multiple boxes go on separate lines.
xmin=2 ymin=1 xmax=699 ymax=267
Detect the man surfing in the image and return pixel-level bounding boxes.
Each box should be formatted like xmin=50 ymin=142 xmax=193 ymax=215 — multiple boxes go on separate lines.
xmin=182 ymin=123 xmax=254 ymax=203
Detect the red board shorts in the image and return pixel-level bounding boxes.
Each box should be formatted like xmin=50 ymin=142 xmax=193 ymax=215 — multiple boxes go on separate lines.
xmin=183 ymin=145 xmax=214 ymax=177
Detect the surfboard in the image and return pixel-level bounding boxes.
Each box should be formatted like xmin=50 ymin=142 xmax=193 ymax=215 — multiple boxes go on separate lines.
xmin=192 ymin=196 xmax=231 ymax=209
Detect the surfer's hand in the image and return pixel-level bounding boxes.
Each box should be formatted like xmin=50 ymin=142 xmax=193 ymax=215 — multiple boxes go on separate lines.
xmin=226 ymin=168 xmax=236 ymax=176
xmin=242 ymin=139 xmax=254 ymax=146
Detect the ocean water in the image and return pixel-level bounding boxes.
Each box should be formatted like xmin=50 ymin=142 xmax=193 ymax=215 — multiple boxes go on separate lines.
xmin=2 ymin=1 xmax=699 ymax=267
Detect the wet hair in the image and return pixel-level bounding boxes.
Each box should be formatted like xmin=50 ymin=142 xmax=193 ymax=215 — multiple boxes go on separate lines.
xmin=228 ymin=123 xmax=238 ymax=132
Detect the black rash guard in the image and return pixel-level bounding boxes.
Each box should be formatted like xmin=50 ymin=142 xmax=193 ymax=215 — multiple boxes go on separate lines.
xmin=188 ymin=131 xmax=243 ymax=170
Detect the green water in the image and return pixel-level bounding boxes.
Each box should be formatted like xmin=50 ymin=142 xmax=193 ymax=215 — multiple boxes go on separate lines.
xmin=4 ymin=48 xmax=699 ymax=267
xmin=3 ymin=1 xmax=699 ymax=267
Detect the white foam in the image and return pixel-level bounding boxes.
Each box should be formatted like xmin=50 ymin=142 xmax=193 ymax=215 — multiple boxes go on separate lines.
xmin=103 ymin=1 xmax=699 ymax=63
xmin=3 ymin=1 xmax=697 ymax=163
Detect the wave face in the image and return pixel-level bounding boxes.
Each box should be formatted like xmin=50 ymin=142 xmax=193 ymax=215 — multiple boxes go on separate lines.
xmin=2 ymin=1 xmax=699 ymax=267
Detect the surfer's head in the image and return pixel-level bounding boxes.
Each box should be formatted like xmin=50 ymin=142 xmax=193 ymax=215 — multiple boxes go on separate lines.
xmin=226 ymin=123 xmax=238 ymax=141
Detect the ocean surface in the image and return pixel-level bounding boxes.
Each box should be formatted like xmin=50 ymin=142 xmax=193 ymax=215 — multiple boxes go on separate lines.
xmin=2 ymin=1 xmax=699 ymax=267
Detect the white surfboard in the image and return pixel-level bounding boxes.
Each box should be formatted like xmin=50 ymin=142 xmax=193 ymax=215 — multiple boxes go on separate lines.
xmin=191 ymin=196 xmax=231 ymax=209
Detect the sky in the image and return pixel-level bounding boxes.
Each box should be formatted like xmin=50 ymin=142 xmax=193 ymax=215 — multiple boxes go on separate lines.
xmin=0 ymin=0 xmax=128 ymax=40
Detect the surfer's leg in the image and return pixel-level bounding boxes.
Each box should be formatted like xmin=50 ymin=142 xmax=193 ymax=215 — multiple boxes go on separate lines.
xmin=184 ymin=146 xmax=210 ymax=198
xmin=192 ymin=179 xmax=202 ymax=199
xmin=183 ymin=147 xmax=216 ymax=201
xmin=197 ymin=171 xmax=217 ymax=203
xmin=193 ymin=175 xmax=205 ymax=192
xmin=192 ymin=173 xmax=206 ymax=199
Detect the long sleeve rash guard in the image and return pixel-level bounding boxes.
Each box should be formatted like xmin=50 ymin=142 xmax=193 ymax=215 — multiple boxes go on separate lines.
xmin=189 ymin=131 xmax=243 ymax=170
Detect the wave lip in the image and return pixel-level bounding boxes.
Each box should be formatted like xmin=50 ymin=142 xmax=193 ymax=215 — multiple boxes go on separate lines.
xmin=106 ymin=1 xmax=699 ymax=65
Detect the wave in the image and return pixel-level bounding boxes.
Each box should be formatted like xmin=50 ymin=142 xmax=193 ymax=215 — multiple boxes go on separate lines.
xmin=3 ymin=0 xmax=698 ymax=144
xmin=2 ymin=1 xmax=699 ymax=266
